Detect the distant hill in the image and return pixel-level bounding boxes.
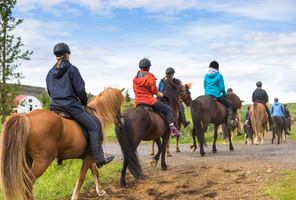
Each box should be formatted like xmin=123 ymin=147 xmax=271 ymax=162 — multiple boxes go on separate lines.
xmin=20 ymin=84 xmax=46 ymax=97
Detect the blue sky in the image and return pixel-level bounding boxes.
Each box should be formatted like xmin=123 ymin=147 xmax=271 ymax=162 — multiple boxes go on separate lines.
xmin=13 ymin=0 xmax=296 ymax=104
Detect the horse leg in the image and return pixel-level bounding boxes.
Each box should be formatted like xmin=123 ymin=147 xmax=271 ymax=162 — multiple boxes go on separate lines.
xmin=166 ymin=138 xmax=172 ymax=157
xmin=161 ymin=133 xmax=169 ymax=170
xmin=120 ymin=157 xmax=128 ymax=187
xmin=90 ymin=163 xmax=106 ymax=196
xmin=151 ymin=141 xmax=155 ymax=155
xmin=196 ymin=127 xmax=205 ymax=156
xmin=71 ymin=157 xmax=94 ymax=200
xmin=151 ymin=138 xmax=162 ymax=168
xmin=190 ymin=127 xmax=197 ymax=152
xmin=227 ymin=127 xmax=234 ymax=151
xmin=213 ymin=125 xmax=218 ymax=153
xmin=176 ymin=136 xmax=180 ymax=153
xmin=28 ymin=158 xmax=54 ymax=199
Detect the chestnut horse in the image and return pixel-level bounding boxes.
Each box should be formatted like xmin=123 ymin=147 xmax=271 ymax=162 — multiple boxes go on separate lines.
xmin=190 ymin=93 xmax=242 ymax=156
xmin=151 ymin=81 xmax=192 ymax=155
xmin=249 ymin=103 xmax=268 ymax=144
xmin=115 ymin=80 xmax=182 ymax=187
xmin=0 ymin=87 xmax=124 ymax=200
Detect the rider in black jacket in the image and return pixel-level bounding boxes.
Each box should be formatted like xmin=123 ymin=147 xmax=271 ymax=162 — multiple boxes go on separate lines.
xmin=46 ymin=42 xmax=114 ymax=168
xmin=252 ymin=81 xmax=273 ymax=129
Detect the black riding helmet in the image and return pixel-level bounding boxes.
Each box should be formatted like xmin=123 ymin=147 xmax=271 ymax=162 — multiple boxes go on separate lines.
xmin=256 ymin=81 xmax=262 ymax=87
xmin=165 ymin=67 xmax=175 ymax=74
xmin=139 ymin=58 xmax=151 ymax=70
xmin=274 ymin=98 xmax=279 ymax=102
xmin=209 ymin=61 xmax=219 ymax=70
xmin=53 ymin=42 xmax=71 ymax=56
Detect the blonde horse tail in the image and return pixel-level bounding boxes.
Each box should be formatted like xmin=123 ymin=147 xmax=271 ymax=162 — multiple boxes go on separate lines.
xmin=0 ymin=114 xmax=32 ymax=200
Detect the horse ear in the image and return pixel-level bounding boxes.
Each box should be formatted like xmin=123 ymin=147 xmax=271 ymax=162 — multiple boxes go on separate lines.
xmin=121 ymin=88 xmax=125 ymax=92
xmin=241 ymin=100 xmax=244 ymax=103
xmin=186 ymin=83 xmax=192 ymax=88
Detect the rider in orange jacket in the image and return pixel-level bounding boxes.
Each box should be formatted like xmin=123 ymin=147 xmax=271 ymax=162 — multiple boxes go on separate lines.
xmin=133 ymin=58 xmax=181 ymax=137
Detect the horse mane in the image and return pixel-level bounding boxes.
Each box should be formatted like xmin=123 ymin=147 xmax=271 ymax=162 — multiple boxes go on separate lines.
xmin=227 ymin=92 xmax=242 ymax=110
xmin=88 ymin=87 xmax=124 ymax=134
xmin=173 ymin=78 xmax=182 ymax=86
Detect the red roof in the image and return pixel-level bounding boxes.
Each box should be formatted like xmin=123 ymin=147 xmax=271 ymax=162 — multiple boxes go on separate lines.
xmin=14 ymin=95 xmax=26 ymax=105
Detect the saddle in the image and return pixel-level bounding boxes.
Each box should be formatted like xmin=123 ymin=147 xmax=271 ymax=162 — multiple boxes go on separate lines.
xmin=136 ymin=104 xmax=166 ymax=119
xmin=51 ymin=107 xmax=97 ymax=141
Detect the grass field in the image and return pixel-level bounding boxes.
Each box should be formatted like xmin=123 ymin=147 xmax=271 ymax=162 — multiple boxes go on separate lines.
xmin=0 ymin=103 xmax=295 ymax=199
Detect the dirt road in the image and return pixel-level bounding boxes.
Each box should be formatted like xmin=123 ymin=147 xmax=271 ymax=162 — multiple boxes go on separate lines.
xmin=79 ymin=137 xmax=296 ymax=200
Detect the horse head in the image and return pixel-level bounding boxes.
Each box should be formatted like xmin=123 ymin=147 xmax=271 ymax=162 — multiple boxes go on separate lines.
xmin=179 ymin=83 xmax=192 ymax=106
xmin=226 ymin=92 xmax=242 ymax=113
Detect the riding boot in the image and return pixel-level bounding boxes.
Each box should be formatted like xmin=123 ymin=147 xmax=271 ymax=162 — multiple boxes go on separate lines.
xmin=226 ymin=108 xmax=236 ymax=129
xmin=169 ymin=123 xmax=182 ymax=138
xmin=89 ymin=129 xmax=114 ymax=168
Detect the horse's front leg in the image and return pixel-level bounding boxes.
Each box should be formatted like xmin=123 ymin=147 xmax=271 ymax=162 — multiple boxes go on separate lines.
xmin=212 ymin=125 xmax=218 ymax=153
xmin=71 ymin=157 xmax=93 ymax=200
xmin=90 ymin=163 xmax=106 ymax=196
xmin=151 ymin=138 xmax=161 ymax=168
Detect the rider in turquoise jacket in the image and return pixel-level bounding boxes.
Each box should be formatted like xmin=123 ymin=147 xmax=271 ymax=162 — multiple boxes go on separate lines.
xmin=204 ymin=61 xmax=234 ymax=129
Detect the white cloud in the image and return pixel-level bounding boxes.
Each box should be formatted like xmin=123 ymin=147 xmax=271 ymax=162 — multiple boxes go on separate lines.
xmin=13 ymin=1 xmax=296 ymax=105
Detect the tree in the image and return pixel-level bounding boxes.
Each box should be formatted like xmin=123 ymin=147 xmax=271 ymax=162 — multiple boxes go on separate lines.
xmin=39 ymin=91 xmax=50 ymax=110
xmin=0 ymin=0 xmax=33 ymax=123
xmin=125 ymin=89 xmax=131 ymax=102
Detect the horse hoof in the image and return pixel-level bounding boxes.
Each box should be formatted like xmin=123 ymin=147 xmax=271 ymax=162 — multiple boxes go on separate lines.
xmin=230 ymin=148 xmax=234 ymax=151
xmin=213 ymin=150 xmax=217 ymax=153
xmin=167 ymin=153 xmax=172 ymax=157
xmin=200 ymin=152 xmax=205 ymax=157
xmin=162 ymin=165 xmax=168 ymax=171
xmin=150 ymin=160 xmax=158 ymax=167
xmin=150 ymin=153 xmax=155 ymax=156
xmin=176 ymin=149 xmax=180 ymax=153
xmin=120 ymin=182 xmax=126 ymax=188
xmin=98 ymin=190 xmax=106 ymax=196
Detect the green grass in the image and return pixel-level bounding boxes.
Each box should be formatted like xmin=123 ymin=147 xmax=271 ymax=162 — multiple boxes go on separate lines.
xmin=259 ymin=169 xmax=296 ymax=200
xmin=34 ymin=160 xmax=121 ymax=200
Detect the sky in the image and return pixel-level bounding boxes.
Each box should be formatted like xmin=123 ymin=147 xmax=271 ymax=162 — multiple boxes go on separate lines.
xmin=11 ymin=0 xmax=296 ymax=104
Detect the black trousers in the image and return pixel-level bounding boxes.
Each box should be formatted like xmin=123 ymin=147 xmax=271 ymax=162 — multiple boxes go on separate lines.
xmin=152 ymin=101 xmax=175 ymax=124
xmin=217 ymin=96 xmax=233 ymax=109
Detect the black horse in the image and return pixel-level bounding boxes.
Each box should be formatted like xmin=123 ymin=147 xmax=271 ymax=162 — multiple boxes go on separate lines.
xmin=115 ymin=80 xmax=181 ymax=187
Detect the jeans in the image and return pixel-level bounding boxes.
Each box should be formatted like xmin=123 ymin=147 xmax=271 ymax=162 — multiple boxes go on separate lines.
xmin=72 ymin=111 xmax=104 ymax=162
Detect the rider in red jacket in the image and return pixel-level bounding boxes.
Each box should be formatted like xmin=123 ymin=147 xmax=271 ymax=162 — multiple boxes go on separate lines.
xmin=133 ymin=58 xmax=181 ymax=137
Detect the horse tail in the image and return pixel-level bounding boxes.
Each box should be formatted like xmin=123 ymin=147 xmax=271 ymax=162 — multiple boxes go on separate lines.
xmin=115 ymin=117 xmax=144 ymax=179
xmin=190 ymin=100 xmax=206 ymax=144
xmin=0 ymin=114 xmax=32 ymax=200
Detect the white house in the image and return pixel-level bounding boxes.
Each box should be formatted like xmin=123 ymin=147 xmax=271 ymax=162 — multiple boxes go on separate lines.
xmin=15 ymin=95 xmax=42 ymax=114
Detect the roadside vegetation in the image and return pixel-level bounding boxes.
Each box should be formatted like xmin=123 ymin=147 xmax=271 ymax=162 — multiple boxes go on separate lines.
xmin=0 ymin=102 xmax=295 ymax=199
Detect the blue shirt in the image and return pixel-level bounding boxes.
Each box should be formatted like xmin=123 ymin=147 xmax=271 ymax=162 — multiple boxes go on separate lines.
xmin=158 ymin=79 xmax=165 ymax=92
xmin=270 ymin=102 xmax=284 ymax=117
xmin=204 ymin=68 xmax=226 ymax=98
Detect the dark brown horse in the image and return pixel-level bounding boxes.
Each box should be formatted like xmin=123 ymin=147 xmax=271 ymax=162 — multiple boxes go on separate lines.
xmin=190 ymin=93 xmax=242 ymax=156
xmin=151 ymin=81 xmax=192 ymax=155
xmin=271 ymin=116 xmax=285 ymax=144
xmin=115 ymin=80 xmax=181 ymax=187
xmin=0 ymin=87 xmax=124 ymax=200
